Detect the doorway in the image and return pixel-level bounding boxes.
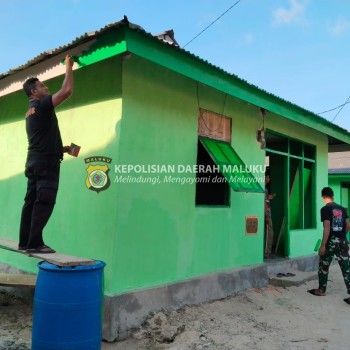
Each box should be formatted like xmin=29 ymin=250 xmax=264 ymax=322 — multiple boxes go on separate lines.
xmin=265 ymin=131 xmax=316 ymax=257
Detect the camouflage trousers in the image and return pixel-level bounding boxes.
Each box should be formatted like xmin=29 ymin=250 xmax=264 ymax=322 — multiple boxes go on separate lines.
xmin=318 ymin=236 xmax=350 ymax=294
xmin=265 ymin=216 xmax=274 ymax=255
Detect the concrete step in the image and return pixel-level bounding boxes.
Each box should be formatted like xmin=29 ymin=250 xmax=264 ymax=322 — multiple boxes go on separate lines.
xmin=269 ymin=270 xmax=317 ymax=287
xmin=0 ymin=273 xmax=36 ymax=288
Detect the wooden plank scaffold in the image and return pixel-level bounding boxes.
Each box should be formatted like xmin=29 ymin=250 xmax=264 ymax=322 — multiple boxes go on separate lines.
xmin=0 ymin=238 xmax=95 ymax=267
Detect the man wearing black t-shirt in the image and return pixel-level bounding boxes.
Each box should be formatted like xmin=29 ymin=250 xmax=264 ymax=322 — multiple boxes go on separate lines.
xmin=18 ymin=55 xmax=74 ymax=253
xmin=308 ymin=187 xmax=350 ymax=305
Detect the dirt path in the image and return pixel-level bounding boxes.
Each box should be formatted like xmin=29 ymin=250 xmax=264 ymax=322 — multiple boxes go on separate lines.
xmin=0 ymin=291 xmax=32 ymax=350
xmin=1 ymin=265 xmax=350 ymax=350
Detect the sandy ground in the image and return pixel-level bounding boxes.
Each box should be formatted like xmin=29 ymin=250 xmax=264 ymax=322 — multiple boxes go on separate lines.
xmin=1 ymin=264 xmax=350 ymax=350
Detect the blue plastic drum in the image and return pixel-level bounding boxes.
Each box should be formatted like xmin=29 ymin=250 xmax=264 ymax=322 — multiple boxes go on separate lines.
xmin=32 ymin=260 xmax=106 ymax=350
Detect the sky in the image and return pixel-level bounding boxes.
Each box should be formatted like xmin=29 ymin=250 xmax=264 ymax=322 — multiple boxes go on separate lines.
xmin=1 ymin=0 xmax=349 ymax=131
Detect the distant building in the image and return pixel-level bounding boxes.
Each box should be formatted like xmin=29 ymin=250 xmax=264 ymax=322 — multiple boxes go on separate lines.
xmin=329 ymin=151 xmax=350 ymax=213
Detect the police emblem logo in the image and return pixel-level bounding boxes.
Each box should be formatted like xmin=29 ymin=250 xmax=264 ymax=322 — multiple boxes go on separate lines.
xmin=84 ymin=157 xmax=112 ymax=193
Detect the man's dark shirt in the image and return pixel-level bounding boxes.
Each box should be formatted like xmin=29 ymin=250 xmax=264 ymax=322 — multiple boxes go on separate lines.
xmin=25 ymin=95 xmax=63 ymax=166
xmin=321 ymin=202 xmax=348 ymax=240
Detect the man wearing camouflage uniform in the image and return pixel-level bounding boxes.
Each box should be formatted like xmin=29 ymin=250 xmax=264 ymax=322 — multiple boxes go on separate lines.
xmin=308 ymin=187 xmax=350 ymax=305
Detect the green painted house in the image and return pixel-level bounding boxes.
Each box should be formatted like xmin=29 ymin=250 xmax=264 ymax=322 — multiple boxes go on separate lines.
xmin=1 ymin=19 xmax=350 ymax=340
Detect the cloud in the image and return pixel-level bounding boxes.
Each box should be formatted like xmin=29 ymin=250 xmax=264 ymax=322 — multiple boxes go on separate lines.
xmin=272 ymin=0 xmax=306 ymax=26
xmin=328 ymin=17 xmax=350 ymax=36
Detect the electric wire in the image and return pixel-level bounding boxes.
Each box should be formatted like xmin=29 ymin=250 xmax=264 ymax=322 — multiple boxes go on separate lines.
xmin=330 ymin=95 xmax=350 ymax=122
xmin=183 ymin=0 xmax=348 ymax=125
xmin=331 ymin=95 xmax=350 ymax=122
xmin=317 ymin=100 xmax=350 ymax=115
xmin=183 ymin=0 xmax=243 ymax=48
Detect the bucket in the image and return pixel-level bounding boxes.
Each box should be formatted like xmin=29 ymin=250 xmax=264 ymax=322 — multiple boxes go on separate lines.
xmin=32 ymin=260 xmax=106 ymax=350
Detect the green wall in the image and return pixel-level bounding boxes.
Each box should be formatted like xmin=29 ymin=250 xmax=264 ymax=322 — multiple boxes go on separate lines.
xmin=0 ymin=55 xmax=123 ymax=291
xmin=0 ymin=89 xmax=37 ymax=271
xmin=329 ymin=175 xmax=350 ymax=240
xmin=329 ymin=175 xmax=350 ymax=204
xmin=110 ymin=54 xmax=266 ymax=294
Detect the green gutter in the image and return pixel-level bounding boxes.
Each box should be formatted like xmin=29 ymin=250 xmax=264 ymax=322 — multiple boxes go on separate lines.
xmin=328 ymin=173 xmax=350 ymax=177
xmin=124 ymin=27 xmax=350 ymax=145
xmin=77 ymin=28 xmax=127 ymax=67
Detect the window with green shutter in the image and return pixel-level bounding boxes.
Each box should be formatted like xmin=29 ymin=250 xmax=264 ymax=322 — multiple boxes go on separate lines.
xmin=199 ymin=137 xmax=264 ymax=193
xmin=195 ymin=137 xmax=264 ymax=207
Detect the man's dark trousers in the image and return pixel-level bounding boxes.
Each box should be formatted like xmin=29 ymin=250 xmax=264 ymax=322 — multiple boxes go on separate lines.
xmin=19 ymin=162 xmax=60 ymax=249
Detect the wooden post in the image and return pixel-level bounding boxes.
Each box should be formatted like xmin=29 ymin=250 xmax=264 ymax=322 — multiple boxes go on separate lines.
xmin=274 ymin=168 xmax=299 ymax=255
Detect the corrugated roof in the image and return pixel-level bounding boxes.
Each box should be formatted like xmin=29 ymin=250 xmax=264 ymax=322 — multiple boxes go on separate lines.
xmin=156 ymin=29 xmax=179 ymax=47
xmin=1 ymin=17 xmax=349 ymax=136
xmin=0 ymin=18 xmax=130 ymax=80
xmin=329 ymin=168 xmax=350 ymax=174
xmin=328 ymin=152 xmax=350 ymax=174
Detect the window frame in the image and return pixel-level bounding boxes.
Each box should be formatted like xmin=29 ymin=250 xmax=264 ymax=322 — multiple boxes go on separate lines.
xmin=266 ymin=130 xmax=316 ymax=230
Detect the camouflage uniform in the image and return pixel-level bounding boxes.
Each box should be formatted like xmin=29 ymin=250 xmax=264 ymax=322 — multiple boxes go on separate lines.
xmin=265 ymin=187 xmax=274 ymax=255
xmin=318 ymin=236 xmax=350 ymax=293
xmin=319 ymin=201 xmax=350 ymax=294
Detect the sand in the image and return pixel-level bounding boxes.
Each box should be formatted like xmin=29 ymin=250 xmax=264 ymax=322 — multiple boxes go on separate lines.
xmin=1 ymin=264 xmax=350 ymax=350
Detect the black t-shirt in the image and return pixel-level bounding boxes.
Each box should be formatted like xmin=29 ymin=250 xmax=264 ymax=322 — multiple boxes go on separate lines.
xmin=25 ymin=95 xmax=63 ymax=166
xmin=320 ymin=202 xmax=348 ymax=240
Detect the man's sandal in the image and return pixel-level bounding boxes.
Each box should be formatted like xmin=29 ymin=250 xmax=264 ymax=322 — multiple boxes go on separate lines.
xmin=26 ymin=245 xmax=56 ymax=254
xmin=307 ymin=289 xmax=325 ymax=296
